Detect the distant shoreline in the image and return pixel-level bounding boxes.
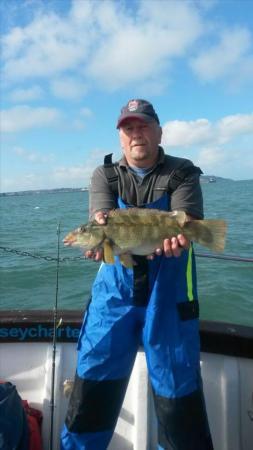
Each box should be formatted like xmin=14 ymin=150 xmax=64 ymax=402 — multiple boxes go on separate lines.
xmin=0 ymin=176 xmax=247 ymax=197
xmin=0 ymin=188 xmax=89 ymax=197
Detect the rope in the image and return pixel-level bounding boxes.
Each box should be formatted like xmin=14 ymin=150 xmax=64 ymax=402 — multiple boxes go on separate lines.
xmin=194 ymin=252 xmax=253 ymax=263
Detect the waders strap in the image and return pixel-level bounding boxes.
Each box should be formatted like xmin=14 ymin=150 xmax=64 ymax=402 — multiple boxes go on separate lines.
xmin=167 ymin=166 xmax=203 ymax=193
xmin=104 ymin=153 xmax=119 ymax=196
xmin=103 ymin=154 xmax=203 ymax=196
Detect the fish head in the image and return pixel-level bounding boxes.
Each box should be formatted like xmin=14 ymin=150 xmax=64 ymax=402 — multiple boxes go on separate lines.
xmin=63 ymin=224 xmax=104 ymax=250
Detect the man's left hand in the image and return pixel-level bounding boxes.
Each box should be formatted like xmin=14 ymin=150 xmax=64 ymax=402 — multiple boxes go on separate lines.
xmin=147 ymin=234 xmax=190 ymax=259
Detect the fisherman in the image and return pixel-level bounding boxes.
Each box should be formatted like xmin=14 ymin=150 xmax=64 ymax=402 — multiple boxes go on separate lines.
xmin=61 ymin=99 xmax=214 ymax=450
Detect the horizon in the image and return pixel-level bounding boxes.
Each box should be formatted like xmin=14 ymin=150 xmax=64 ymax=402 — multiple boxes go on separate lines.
xmin=3 ymin=175 xmax=253 ymax=196
xmin=1 ymin=0 xmax=253 ymax=193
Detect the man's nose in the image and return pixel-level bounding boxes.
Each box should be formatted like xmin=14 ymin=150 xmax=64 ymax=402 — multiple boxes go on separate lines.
xmin=132 ymin=127 xmax=143 ymax=137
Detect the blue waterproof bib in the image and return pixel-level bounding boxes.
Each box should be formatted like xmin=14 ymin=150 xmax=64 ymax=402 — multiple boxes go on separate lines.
xmin=62 ymin=193 xmax=213 ymax=450
xmin=76 ymin=194 xmax=201 ymax=398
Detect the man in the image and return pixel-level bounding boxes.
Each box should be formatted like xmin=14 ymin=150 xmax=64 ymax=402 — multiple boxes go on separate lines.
xmin=61 ymin=99 xmax=213 ymax=450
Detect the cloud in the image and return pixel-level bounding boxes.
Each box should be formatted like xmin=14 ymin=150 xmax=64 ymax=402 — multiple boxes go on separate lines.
xmin=50 ymin=77 xmax=88 ymax=100
xmin=162 ymin=119 xmax=212 ymax=147
xmin=161 ymin=113 xmax=253 ymax=179
xmin=191 ymin=27 xmax=253 ymax=87
xmin=1 ymin=148 xmax=105 ymax=192
xmin=196 ymin=146 xmax=227 ymax=170
xmin=53 ymin=165 xmax=89 ymax=186
xmin=68 ymin=106 xmax=93 ymax=130
xmin=2 ymin=173 xmax=41 ymax=192
xmin=8 ymin=85 xmax=44 ymax=102
xmin=1 ymin=0 xmax=253 ymax=95
xmin=1 ymin=105 xmax=61 ymax=132
xmin=13 ymin=146 xmax=55 ymax=163
xmin=1 ymin=0 xmax=204 ymax=91
xmin=2 ymin=9 xmax=89 ymax=82
xmin=3 ymin=0 xmax=253 ymax=95
xmin=162 ymin=113 xmax=253 ymax=147
xmin=217 ymin=114 xmax=253 ymax=141
xmin=196 ymin=145 xmax=253 ymax=179
xmin=80 ymin=107 xmax=92 ymax=118
xmin=87 ymin=1 xmax=204 ymax=90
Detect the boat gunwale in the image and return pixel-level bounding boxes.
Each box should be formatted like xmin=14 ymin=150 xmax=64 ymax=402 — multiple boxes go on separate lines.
xmin=0 ymin=309 xmax=253 ymax=359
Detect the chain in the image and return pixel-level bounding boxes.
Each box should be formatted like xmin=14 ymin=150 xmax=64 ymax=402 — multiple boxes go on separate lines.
xmin=1 ymin=245 xmax=253 ymax=264
xmin=0 ymin=245 xmax=86 ymax=262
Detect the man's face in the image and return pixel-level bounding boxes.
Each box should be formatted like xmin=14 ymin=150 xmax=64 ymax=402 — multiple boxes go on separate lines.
xmin=119 ymin=118 xmax=162 ymax=167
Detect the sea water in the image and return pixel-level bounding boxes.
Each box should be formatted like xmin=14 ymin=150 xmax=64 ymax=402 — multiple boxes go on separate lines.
xmin=0 ymin=180 xmax=253 ymax=326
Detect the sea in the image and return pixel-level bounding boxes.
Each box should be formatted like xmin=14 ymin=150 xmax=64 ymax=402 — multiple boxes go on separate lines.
xmin=1 ymin=179 xmax=253 ymax=327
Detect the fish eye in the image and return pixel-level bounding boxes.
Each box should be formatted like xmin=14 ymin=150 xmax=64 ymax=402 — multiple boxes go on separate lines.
xmin=79 ymin=225 xmax=86 ymax=232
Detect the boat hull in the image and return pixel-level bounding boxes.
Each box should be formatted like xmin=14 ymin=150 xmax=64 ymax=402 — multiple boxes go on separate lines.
xmin=1 ymin=310 xmax=253 ymax=450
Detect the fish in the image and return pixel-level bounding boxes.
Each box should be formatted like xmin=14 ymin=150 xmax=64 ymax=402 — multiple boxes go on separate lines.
xmin=63 ymin=208 xmax=227 ymax=268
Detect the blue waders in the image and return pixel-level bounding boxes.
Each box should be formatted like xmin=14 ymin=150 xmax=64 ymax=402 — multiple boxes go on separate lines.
xmin=61 ymin=195 xmax=213 ymax=450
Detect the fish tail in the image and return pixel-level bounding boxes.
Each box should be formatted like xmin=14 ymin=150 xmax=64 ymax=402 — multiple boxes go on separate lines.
xmin=186 ymin=219 xmax=227 ymax=253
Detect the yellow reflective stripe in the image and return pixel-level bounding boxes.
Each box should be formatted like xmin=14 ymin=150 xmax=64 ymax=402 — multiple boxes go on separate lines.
xmin=186 ymin=245 xmax=194 ymax=301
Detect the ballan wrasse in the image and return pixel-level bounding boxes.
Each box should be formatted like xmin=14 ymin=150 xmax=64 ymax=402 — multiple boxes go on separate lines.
xmin=63 ymin=209 xmax=227 ymax=268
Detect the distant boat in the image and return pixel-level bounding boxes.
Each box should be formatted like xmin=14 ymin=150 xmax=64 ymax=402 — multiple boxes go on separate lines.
xmin=208 ymin=177 xmax=216 ymax=183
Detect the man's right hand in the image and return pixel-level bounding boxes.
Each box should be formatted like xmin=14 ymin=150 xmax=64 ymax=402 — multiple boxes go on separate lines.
xmin=85 ymin=211 xmax=107 ymax=261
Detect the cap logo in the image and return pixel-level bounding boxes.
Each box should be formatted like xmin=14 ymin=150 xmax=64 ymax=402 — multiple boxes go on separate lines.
xmin=128 ymin=100 xmax=139 ymax=112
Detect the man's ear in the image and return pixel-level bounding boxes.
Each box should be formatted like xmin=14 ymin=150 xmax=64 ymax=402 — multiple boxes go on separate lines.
xmin=158 ymin=125 xmax=162 ymax=143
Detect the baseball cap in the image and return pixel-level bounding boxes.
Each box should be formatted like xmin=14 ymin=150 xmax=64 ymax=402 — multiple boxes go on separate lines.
xmin=116 ymin=99 xmax=160 ymax=128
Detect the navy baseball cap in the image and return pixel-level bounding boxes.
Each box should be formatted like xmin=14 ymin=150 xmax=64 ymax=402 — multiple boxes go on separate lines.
xmin=117 ymin=99 xmax=160 ymax=128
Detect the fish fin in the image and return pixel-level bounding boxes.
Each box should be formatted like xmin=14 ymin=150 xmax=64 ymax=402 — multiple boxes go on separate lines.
xmin=187 ymin=219 xmax=227 ymax=252
xmin=119 ymin=254 xmax=135 ymax=268
xmin=103 ymin=239 xmax=115 ymax=264
xmin=170 ymin=210 xmax=187 ymax=227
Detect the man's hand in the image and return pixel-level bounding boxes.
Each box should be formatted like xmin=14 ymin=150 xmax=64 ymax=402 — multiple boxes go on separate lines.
xmin=147 ymin=234 xmax=190 ymax=260
xmin=155 ymin=213 xmax=193 ymax=258
xmin=85 ymin=211 xmax=107 ymax=261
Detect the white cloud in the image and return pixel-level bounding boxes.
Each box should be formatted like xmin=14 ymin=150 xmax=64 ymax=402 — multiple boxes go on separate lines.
xmin=87 ymin=1 xmax=204 ymax=90
xmin=9 ymin=85 xmax=43 ymax=102
xmin=1 ymin=174 xmax=41 ymax=192
xmin=53 ymin=165 xmax=88 ymax=185
xmin=52 ymin=149 xmax=105 ymax=187
xmin=162 ymin=119 xmax=212 ymax=147
xmin=1 ymin=148 xmax=105 ymax=192
xmin=191 ymin=27 xmax=253 ymax=85
xmin=196 ymin=145 xmax=253 ymax=179
xmin=1 ymin=105 xmax=61 ymax=132
xmin=13 ymin=146 xmax=55 ymax=163
xmin=50 ymin=77 xmax=88 ymax=100
xmin=80 ymin=107 xmax=92 ymax=118
xmin=2 ymin=10 xmax=89 ymax=82
xmin=162 ymin=113 xmax=253 ymax=148
xmin=1 ymin=0 xmax=204 ymax=91
xmin=1 ymin=0 xmax=253 ymax=94
xmin=217 ymin=114 xmax=253 ymax=141
xmin=196 ymin=146 xmax=227 ymax=170
xmin=161 ymin=114 xmax=253 ymax=179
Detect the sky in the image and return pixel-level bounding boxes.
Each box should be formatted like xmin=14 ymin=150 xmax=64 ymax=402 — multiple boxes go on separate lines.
xmin=1 ymin=0 xmax=253 ymax=193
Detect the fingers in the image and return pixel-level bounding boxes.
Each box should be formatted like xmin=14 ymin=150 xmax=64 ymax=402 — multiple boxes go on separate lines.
xmin=164 ymin=234 xmax=190 ymax=257
xmin=170 ymin=237 xmax=182 ymax=258
xmin=94 ymin=211 xmax=107 ymax=225
xmin=177 ymin=234 xmax=190 ymax=250
xmin=85 ymin=212 xmax=107 ymax=261
xmin=147 ymin=234 xmax=190 ymax=260
xmin=85 ymin=248 xmax=103 ymax=261
xmin=147 ymin=247 xmax=162 ymax=260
